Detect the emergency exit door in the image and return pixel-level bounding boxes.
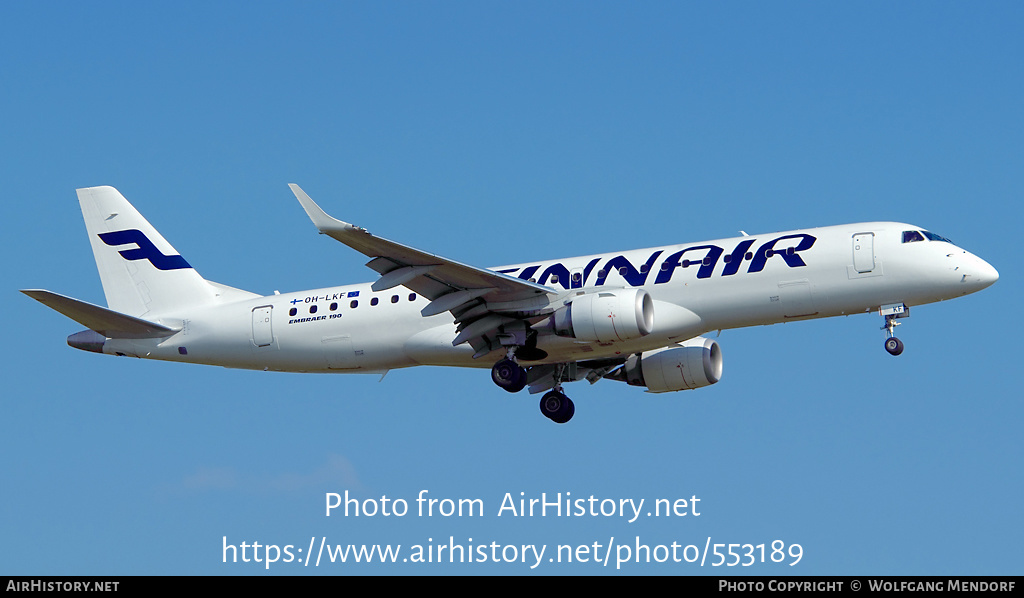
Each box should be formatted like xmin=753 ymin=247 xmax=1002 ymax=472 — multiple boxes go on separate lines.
xmin=252 ymin=306 xmax=274 ymax=347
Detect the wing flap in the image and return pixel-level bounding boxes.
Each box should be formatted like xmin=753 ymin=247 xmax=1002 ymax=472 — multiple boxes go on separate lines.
xmin=421 ymin=288 xmax=495 ymax=318
xmin=370 ymin=264 xmax=441 ymax=292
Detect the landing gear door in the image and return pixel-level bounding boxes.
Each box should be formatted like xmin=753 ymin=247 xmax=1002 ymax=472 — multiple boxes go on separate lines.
xmin=853 ymin=233 xmax=875 ymax=273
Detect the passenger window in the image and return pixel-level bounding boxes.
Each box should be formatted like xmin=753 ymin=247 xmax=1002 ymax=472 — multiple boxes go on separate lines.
xmin=289 ymin=307 xmax=297 ymax=316
xmin=371 ymin=297 xmax=379 ymax=306
xmin=309 ymin=305 xmax=317 ymax=314
xmin=391 ymin=295 xmax=399 ymax=303
xmin=902 ymin=230 xmax=925 ymax=243
xmin=409 ymin=293 xmax=416 ymax=301
xmin=330 ymin=302 xmax=338 ymax=311
xmin=350 ymin=300 xmax=358 ymax=308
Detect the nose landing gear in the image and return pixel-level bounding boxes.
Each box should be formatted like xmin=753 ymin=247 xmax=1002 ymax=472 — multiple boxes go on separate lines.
xmin=884 ymin=336 xmax=904 ymax=356
xmin=880 ymin=303 xmax=909 ymax=356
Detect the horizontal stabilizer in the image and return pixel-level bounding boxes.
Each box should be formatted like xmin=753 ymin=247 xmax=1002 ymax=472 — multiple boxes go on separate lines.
xmin=21 ymin=289 xmax=179 ymax=339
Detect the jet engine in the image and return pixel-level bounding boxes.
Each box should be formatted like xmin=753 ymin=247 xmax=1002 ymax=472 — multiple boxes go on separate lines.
xmin=552 ymin=289 xmax=654 ymax=343
xmin=607 ymin=337 xmax=723 ymax=393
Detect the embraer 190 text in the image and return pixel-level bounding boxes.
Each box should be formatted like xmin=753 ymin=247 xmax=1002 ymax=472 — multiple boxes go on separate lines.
xmin=23 ymin=186 xmax=998 ymax=423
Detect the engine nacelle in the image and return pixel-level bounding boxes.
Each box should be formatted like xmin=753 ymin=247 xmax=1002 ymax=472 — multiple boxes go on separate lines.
xmin=552 ymin=289 xmax=654 ymax=343
xmin=612 ymin=337 xmax=723 ymax=393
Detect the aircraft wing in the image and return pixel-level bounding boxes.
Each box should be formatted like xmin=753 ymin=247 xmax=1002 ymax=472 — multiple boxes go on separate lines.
xmin=290 ymin=185 xmax=556 ymax=355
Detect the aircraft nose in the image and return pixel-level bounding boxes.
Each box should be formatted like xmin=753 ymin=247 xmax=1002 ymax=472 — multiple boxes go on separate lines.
xmin=974 ymin=258 xmax=999 ymax=289
xmin=959 ymin=251 xmax=998 ymax=290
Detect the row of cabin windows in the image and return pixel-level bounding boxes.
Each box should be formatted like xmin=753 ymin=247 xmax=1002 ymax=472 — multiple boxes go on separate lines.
xmin=286 ymin=245 xmax=807 ymax=316
xmin=288 ymin=293 xmax=418 ymax=316
xmin=287 ymin=246 xmax=805 ymax=316
xmin=536 ymin=249 xmax=797 ymax=283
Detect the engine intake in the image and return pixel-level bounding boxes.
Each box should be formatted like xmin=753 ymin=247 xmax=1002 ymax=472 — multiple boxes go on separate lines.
xmin=553 ymin=289 xmax=654 ymax=343
xmin=609 ymin=337 xmax=723 ymax=393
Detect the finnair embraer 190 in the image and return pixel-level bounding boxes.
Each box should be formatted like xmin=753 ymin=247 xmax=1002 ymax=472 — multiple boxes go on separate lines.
xmin=23 ymin=186 xmax=998 ymax=423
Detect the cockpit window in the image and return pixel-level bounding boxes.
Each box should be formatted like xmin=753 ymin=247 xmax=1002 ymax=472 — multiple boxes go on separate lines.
xmin=922 ymin=230 xmax=954 ymax=244
xmin=902 ymin=230 xmax=954 ymax=245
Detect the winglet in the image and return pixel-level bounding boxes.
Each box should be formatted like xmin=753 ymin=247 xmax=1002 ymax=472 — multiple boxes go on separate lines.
xmin=288 ymin=184 xmax=357 ymax=234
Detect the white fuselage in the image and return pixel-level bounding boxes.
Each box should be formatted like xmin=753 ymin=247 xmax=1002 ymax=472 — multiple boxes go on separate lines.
xmin=101 ymin=221 xmax=997 ymax=373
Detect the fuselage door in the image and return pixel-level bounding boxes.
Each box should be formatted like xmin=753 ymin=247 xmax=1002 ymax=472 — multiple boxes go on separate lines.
xmin=252 ymin=306 xmax=274 ymax=347
xmin=853 ymin=233 xmax=875 ymax=273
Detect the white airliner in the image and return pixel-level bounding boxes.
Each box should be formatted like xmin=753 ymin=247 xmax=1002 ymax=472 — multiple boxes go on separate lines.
xmin=23 ymin=186 xmax=998 ymax=423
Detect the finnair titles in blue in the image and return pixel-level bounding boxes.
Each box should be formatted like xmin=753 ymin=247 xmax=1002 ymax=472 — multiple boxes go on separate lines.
xmin=498 ymin=233 xmax=816 ymax=289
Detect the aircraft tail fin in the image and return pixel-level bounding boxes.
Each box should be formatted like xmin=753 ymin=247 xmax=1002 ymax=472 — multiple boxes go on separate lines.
xmin=76 ymin=186 xmax=252 ymax=317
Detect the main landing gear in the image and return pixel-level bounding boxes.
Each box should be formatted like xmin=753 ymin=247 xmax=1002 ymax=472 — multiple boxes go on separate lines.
xmin=491 ymin=354 xmax=527 ymax=393
xmin=491 ymin=344 xmax=529 ymax=393
xmin=537 ymin=363 xmax=576 ymax=424
xmin=880 ymin=303 xmax=909 ymax=356
xmin=539 ymin=389 xmax=575 ymax=424
xmin=490 ymin=327 xmax=545 ymax=394
xmin=489 ymin=351 xmax=577 ymax=423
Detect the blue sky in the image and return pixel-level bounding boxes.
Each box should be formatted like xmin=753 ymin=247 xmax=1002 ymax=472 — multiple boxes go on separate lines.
xmin=2 ymin=2 xmax=1021 ymax=574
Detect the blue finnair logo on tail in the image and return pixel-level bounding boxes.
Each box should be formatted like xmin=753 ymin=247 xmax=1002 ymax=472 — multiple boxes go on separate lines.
xmin=98 ymin=229 xmax=192 ymax=271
